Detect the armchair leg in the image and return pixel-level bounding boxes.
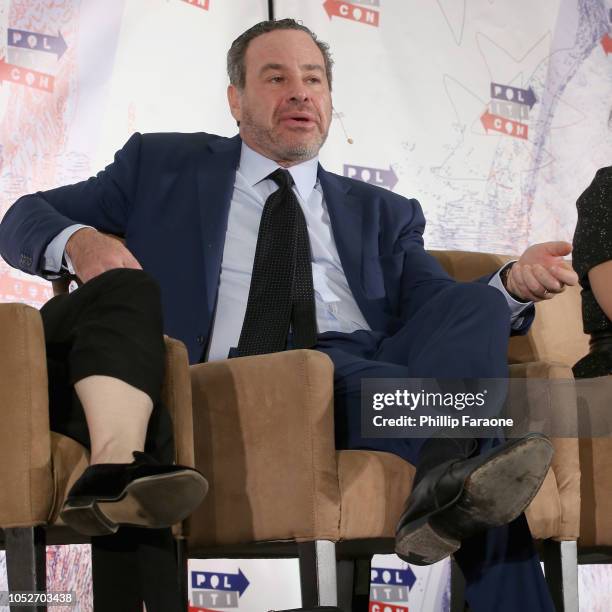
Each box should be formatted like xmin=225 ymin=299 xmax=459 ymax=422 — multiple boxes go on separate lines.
xmin=298 ymin=540 xmax=338 ymax=607
xmin=4 ymin=527 xmax=46 ymax=612
xmin=541 ymin=540 xmax=579 ymax=612
xmin=450 ymin=557 xmax=469 ymax=612
xmin=336 ymin=558 xmax=370 ymax=612
xmin=175 ymin=537 xmax=188 ymax=609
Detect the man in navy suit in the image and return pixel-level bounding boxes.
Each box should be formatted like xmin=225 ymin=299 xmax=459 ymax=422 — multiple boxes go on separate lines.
xmin=0 ymin=18 xmax=578 ymax=612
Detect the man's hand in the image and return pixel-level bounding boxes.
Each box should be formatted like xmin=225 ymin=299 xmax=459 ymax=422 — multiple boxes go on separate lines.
xmin=504 ymin=241 xmax=578 ymax=302
xmin=65 ymin=227 xmax=142 ymax=283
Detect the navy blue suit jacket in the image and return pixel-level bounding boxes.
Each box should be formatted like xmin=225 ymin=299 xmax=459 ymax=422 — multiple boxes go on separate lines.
xmin=0 ymin=132 xmax=533 ymax=363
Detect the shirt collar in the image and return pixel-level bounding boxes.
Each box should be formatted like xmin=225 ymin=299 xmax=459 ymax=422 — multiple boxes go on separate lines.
xmin=238 ymin=141 xmax=319 ymax=201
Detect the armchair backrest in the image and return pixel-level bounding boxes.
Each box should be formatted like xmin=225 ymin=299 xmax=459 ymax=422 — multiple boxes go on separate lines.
xmin=428 ymin=249 xmax=589 ymax=368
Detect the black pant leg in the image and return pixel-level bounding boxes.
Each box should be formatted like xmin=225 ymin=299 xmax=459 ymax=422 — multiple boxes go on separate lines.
xmin=42 ymin=268 xmax=171 ymax=457
xmin=41 ymin=269 xmax=181 ymax=611
xmin=41 ymin=268 xmax=166 ymax=401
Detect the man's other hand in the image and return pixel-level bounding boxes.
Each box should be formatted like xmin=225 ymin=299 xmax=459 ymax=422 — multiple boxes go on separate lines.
xmin=505 ymin=241 xmax=578 ymax=302
xmin=65 ymin=228 xmax=142 ymax=283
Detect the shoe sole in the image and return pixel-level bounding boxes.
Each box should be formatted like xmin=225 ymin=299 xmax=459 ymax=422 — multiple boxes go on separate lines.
xmin=395 ymin=435 xmax=553 ymax=565
xmin=60 ymin=470 xmax=208 ymax=536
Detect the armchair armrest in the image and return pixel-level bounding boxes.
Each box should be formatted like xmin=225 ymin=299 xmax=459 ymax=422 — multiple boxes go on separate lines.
xmin=0 ymin=304 xmax=53 ymax=527
xmin=161 ymin=336 xmax=194 ymax=469
xmin=187 ymin=349 xmax=339 ymax=548
xmin=509 ymin=361 xmax=580 ymax=540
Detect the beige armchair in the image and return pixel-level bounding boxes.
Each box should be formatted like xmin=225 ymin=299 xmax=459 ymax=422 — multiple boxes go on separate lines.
xmin=181 ymin=250 xmax=584 ymax=611
xmin=0 ymin=300 xmax=195 ymax=605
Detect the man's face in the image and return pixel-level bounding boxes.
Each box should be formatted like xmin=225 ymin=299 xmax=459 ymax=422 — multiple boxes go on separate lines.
xmin=227 ymin=29 xmax=332 ymax=166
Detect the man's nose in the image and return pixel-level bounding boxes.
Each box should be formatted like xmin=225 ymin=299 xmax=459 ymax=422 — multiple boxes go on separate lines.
xmin=289 ymin=91 xmax=308 ymax=103
xmin=286 ymin=77 xmax=308 ymax=104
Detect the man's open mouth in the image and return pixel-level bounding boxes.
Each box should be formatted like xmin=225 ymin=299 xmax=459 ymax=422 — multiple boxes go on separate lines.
xmin=281 ymin=115 xmax=316 ymax=128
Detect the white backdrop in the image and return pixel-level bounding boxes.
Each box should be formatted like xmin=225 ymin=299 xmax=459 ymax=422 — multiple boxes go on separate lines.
xmin=0 ymin=1 xmax=611 ymax=610
xmin=0 ymin=0 xmax=267 ymax=306
xmin=277 ymin=0 xmax=612 ymax=253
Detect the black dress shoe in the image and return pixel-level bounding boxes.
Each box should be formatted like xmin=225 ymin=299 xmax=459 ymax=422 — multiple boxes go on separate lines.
xmin=60 ymin=451 xmax=208 ymax=536
xmin=395 ymin=433 xmax=553 ymax=565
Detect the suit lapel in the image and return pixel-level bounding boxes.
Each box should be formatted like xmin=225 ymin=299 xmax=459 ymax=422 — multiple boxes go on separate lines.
xmin=318 ymin=167 xmax=373 ymax=321
xmin=197 ymin=134 xmax=242 ymax=314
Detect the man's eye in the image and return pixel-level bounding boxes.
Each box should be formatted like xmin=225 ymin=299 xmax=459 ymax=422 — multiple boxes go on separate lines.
xmin=307 ymin=77 xmax=321 ymax=84
xmin=270 ymin=76 xmax=283 ymax=83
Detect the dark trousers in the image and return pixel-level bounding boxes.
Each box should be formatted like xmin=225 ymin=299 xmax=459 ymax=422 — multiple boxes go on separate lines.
xmin=41 ymin=269 xmax=182 ymax=612
xmin=315 ymin=283 xmax=555 ymax=612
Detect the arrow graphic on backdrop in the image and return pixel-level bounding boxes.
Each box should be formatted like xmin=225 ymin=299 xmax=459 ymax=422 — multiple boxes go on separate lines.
xmin=370 ymin=566 xmax=417 ymax=588
xmin=180 ymin=0 xmax=210 ymax=10
xmin=188 ymin=607 xmax=217 ymax=612
xmin=490 ymin=82 xmax=537 ymax=109
xmin=7 ymin=28 xmax=67 ymax=59
xmin=323 ymin=0 xmax=380 ymax=27
xmin=0 ymin=58 xmax=54 ymax=92
xmin=343 ymin=164 xmax=399 ymax=190
xmin=481 ymin=110 xmax=528 ymax=140
xmin=601 ymin=33 xmax=612 ymax=55
xmin=191 ymin=569 xmax=249 ymax=596
xmin=369 ymin=603 xmax=408 ymax=612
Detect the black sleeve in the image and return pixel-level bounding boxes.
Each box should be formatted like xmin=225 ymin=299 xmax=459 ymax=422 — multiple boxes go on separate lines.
xmin=572 ymin=166 xmax=612 ymax=287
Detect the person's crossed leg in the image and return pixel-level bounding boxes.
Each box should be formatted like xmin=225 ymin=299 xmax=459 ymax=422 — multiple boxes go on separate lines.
xmin=42 ymin=268 xmax=207 ymax=611
xmin=316 ymin=282 xmax=554 ymax=612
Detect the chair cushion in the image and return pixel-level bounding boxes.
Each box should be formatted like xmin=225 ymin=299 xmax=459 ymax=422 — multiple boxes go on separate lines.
xmin=579 ymin=438 xmax=612 ymax=546
xmin=337 ymin=450 xmax=414 ymax=540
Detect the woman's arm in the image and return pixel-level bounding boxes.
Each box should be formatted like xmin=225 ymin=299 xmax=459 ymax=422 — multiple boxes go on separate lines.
xmin=588 ymin=260 xmax=612 ymax=321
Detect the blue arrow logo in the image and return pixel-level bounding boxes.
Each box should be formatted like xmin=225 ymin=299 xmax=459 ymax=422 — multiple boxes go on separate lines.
xmin=8 ymin=28 xmax=67 ymax=59
xmin=190 ymin=569 xmax=250 ymax=596
xmin=343 ymin=164 xmax=399 ymax=190
xmin=371 ymin=566 xmax=416 ymax=588
xmin=490 ymin=82 xmax=536 ymax=109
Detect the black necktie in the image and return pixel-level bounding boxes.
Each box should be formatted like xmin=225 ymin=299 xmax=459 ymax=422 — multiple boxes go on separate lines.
xmin=236 ymin=169 xmax=317 ymax=357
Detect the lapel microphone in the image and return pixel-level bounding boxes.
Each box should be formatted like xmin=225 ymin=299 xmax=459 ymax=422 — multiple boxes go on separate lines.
xmin=332 ymin=107 xmax=354 ymax=144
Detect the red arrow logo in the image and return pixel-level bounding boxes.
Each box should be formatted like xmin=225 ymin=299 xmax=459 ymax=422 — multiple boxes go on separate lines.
xmin=369 ymin=602 xmax=408 ymax=612
xmin=0 ymin=57 xmax=54 ymax=92
xmin=601 ymin=33 xmax=612 ymax=55
xmin=481 ymin=110 xmax=528 ymax=140
xmin=180 ymin=0 xmax=210 ymax=10
xmin=323 ymin=0 xmax=380 ymax=27
xmin=188 ymin=606 xmax=217 ymax=612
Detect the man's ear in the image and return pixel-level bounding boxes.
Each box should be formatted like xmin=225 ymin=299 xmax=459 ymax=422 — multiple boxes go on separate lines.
xmin=227 ymin=85 xmax=242 ymax=124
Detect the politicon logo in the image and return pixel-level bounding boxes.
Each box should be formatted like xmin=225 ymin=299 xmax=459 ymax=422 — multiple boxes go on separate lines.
xmin=480 ymin=82 xmax=537 ymax=140
xmin=369 ymin=565 xmax=416 ymax=612
xmin=323 ymin=0 xmax=381 ymax=27
xmin=189 ymin=569 xmax=250 ymax=610
xmin=1 ymin=26 xmax=68 ymax=93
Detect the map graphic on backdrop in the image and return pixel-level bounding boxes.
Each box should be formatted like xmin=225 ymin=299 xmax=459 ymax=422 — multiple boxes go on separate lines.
xmin=276 ymin=0 xmax=612 ymax=256
xmin=0 ymin=0 xmax=124 ymax=307
xmin=0 ymin=0 xmax=263 ymax=309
